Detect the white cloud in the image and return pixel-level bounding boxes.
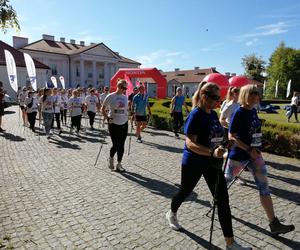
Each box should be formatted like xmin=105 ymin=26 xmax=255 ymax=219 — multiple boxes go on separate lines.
xmin=135 ymin=50 xmax=188 ymax=69
xmin=199 ymin=43 xmax=224 ymax=52
xmin=234 ymin=21 xmax=292 ymax=42
xmin=245 ymin=38 xmax=258 ymax=46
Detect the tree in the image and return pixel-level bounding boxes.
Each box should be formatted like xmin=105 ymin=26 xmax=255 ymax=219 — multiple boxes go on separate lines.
xmin=266 ymin=42 xmax=300 ymax=99
xmin=241 ymin=54 xmax=266 ymax=83
xmin=0 ymin=0 xmax=20 ymax=33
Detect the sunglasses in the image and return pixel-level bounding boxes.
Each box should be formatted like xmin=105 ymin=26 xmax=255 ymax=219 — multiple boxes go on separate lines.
xmin=205 ymin=93 xmax=220 ymax=101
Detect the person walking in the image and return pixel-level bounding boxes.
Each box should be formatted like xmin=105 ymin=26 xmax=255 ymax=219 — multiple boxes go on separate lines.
xmin=225 ymin=84 xmax=295 ymax=236
xmin=52 ymin=88 xmax=62 ymax=134
xmin=24 ymin=90 xmax=38 ymax=132
xmin=85 ymin=88 xmax=100 ymax=130
xmin=101 ymin=79 xmax=128 ymax=172
xmin=166 ymin=82 xmax=251 ymax=250
xmin=288 ymin=91 xmax=299 ymax=123
xmin=0 ymin=91 xmax=5 ymax=132
xmin=170 ymin=87 xmax=189 ymax=138
xmin=40 ymin=88 xmax=54 ymax=139
xmin=68 ymin=89 xmax=83 ymax=135
xmin=131 ymin=85 xmax=152 ymax=143
xmin=60 ymin=89 xmax=68 ymax=126
xmin=18 ymin=86 xmax=28 ymax=126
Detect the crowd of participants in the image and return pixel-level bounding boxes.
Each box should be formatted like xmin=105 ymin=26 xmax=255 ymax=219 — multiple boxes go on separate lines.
xmin=0 ymin=79 xmax=296 ymax=249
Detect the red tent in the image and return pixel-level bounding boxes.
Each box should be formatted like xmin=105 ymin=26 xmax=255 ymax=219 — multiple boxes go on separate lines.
xmin=203 ymin=73 xmax=229 ymax=100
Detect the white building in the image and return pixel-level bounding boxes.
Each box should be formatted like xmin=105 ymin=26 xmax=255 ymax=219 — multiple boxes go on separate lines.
xmin=0 ymin=40 xmax=49 ymax=100
xmin=14 ymin=34 xmax=141 ymax=88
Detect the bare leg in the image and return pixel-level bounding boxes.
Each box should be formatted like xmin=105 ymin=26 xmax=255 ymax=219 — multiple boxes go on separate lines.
xmin=260 ymin=195 xmax=275 ymax=222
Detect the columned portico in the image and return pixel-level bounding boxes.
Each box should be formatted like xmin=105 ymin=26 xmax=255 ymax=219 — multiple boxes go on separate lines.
xmin=104 ymin=62 xmax=109 ymax=86
xmin=80 ymin=59 xmax=85 ymax=86
xmin=92 ymin=61 xmax=97 ymax=86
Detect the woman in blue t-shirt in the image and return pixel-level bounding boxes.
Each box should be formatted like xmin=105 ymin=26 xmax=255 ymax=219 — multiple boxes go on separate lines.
xmin=225 ymin=84 xmax=295 ymax=236
xmin=170 ymin=87 xmax=189 ymax=138
xmin=166 ymin=82 xmax=250 ymax=250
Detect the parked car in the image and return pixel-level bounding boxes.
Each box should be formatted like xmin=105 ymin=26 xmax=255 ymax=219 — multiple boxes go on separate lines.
xmin=4 ymin=94 xmax=13 ymax=109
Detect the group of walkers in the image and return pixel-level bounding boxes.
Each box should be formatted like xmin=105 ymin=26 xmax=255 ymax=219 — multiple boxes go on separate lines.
xmin=0 ymin=78 xmax=296 ymax=249
xmin=166 ymin=83 xmax=295 ymax=250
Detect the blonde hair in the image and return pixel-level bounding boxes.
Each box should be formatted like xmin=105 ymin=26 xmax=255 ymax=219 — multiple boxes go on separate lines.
xmin=117 ymin=79 xmax=127 ymax=88
xmin=238 ymin=84 xmax=259 ymax=106
xmin=192 ymin=82 xmax=220 ymax=108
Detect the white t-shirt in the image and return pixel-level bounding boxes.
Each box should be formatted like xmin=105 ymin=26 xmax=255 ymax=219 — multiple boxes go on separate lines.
xmin=85 ymin=95 xmax=99 ymax=113
xmin=68 ymin=97 xmax=83 ymax=117
xmin=220 ymin=100 xmax=240 ymax=125
xmin=25 ymin=96 xmax=38 ymax=113
xmin=40 ymin=96 xmax=54 ymax=113
xmin=291 ymin=96 xmax=298 ymax=106
xmin=53 ymin=95 xmax=62 ymax=113
xmin=100 ymin=93 xmax=109 ymax=105
xmin=103 ymin=93 xmax=128 ymax=125
xmin=61 ymin=95 xmax=69 ymax=110
xmin=18 ymin=91 xmax=27 ymax=106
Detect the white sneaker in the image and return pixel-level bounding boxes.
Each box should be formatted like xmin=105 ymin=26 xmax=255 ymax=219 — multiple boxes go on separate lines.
xmin=226 ymin=241 xmax=252 ymax=250
xmin=166 ymin=210 xmax=182 ymax=231
xmin=108 ymin=157 xmax=114 ymax=170
xmin=116 ymin=162 xmax=125 ymax=172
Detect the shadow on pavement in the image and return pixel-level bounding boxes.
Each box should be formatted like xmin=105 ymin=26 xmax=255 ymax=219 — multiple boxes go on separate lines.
xmin=180 ymin=228 xmax=222 ymax=250
xmin=244 ymin=180 xmax=300 ymax=205
xmin=143 ymin=129 xmax=171 ymax=137
xmin=266 ymin=161 xmax=300 ymax=172
xmin=48 ymin=137 xmax=81 ymax=150
xmin=142 ymin=141 xmax=184 ymax=154
xmin=268 ymin=173 xmax=300 ymax=187
xmin=232 ymin=215 xmax=299 ymax=249
xmin=120 ymin=170 xmax=211 ymax=208
xmin=4 ymin=110 xmax=15 ymax=115
xmin=0 ymin=131 xmax=26 ymax=142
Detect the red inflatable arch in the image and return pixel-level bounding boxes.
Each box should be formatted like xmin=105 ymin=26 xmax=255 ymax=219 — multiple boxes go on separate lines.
xmin=110 ymin=68 xmax=167 ymax=98
xmin=203 ymin=73 xmax=229 ymax=100
xmin=229 ymin=76 xmax=249 ymax=87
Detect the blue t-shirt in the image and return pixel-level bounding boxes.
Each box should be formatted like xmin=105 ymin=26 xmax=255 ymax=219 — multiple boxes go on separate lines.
xmin=173 ymin=95 xmax=185 ymax=112
xmin=229 ymin=107 xmax=262 ymax=161
xmin=182 ymin=108 xmax=224 ymax=166
xmin=133 ymin=93 xmax=148 ymax=116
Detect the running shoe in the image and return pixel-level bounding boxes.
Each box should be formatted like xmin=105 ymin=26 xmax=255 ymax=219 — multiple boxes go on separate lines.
xmin=166 ymin=210 xmax=182 ymax=231
xmin=108 ymin=157 xmax=114 ymax=170
xmin=226 ymin=241 xmax=252 ymax=250
xmin=269 ymin=217 xmax=295 ymax=236
xmin=116 ymin=162 xmax=125 ymax=172
xmin=137 ymin=136 xmax=142 ymax=143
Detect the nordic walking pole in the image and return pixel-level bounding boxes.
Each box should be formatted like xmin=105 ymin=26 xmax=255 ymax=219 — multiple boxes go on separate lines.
xmin=128 ymin=115 xmax=134 ymax=155
xmin=94 ymin=122 xmax=107 ymax=166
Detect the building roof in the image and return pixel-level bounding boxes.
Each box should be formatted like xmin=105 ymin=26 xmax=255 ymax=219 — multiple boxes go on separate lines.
xmin=21 ymin=38 xmax=141 ymax=65
xmin=137 ymin=67 xmax=219 ymax=83
xmin=0 ymin=40 xmax=49 ymax=69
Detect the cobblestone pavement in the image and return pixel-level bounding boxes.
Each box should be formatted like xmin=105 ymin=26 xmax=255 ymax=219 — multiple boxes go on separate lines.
xmin=0 ymin=106 xmax=299 ymax=250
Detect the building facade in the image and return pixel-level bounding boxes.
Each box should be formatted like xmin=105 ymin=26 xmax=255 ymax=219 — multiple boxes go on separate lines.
xmin=14 ymin=34 xmax=141 ymax=89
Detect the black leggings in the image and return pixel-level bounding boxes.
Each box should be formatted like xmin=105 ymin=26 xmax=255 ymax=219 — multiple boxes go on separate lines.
xmin=171 ymin=163 xmax=233 ymax=238
xmin=60 ymin=109 xmax=67 ymax=124
xmin=87 ymin=111 xmax=96 ymax=126
xmin=27 ymin=112 xmax=37 ymax=130
xmin=288 ymin=105 xmax=298 ymax=121
xmin=51 ymin=112 xmax=61 ymax=129
xmin=172 ymin=112 xmax=183 ymax=133
xmin=71 ymin=115 xmax=81 ymax=131
xmin=108 ymin=122 xmax=128 ymax=162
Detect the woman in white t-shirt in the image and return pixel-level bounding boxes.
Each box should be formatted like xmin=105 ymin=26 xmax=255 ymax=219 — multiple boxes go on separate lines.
xmin=51 ymin=88 xmax=62 ymax=134
xmin=25 ymin=90 xmax=38 ymax=132
xmin=101 ymin=79 xmax=128 ymax=172
xmin=288 ymin=91 xmax=299 ymax=123
xmin=60 ymin=89 xmax=69 ymax=126
xmin=85 ymin=88 xmax=100 ymax=130
xmin=68 ymin=89 xmax=83 ymax=134
xmin=40 ymin=88 xmax=54 ymax=138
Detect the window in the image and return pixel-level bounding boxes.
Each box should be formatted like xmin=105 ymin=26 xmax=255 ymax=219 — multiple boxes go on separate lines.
xmin=51 ymin=64 xmax=57 ymax=76
xmin=88 ymin=72 xmax=93 ymax=78
xmin=76 ymin=66 xmax=80 ymax=77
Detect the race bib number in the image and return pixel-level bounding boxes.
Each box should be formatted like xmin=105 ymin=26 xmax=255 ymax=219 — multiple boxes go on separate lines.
xmin=210 ymin=137 xmax=223 ymax=148
xmin=114 ymin=109 xmax=125 ymax=114
xmin=251 ymin=133 xmax=262 ymax=147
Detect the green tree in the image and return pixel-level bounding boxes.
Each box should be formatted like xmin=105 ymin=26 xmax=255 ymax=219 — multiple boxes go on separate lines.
xmin=0 ymin=0 xmax=20 ymax=33
xmin=266 ymin=42 xmax=300 ymax=99
xmin=241 ymin=53 xmax=266 ymax=83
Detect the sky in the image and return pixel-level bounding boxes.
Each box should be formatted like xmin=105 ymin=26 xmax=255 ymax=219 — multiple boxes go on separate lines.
xmin=1 ymin=0 xmax=300 ymax=74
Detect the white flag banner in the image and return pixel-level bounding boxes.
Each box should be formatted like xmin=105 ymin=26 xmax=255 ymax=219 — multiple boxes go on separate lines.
xmin=24 ymin=53 xmax=37 ymax=91
xmin=263 ymin=80 xmax=266 ymax=96
xmin=59 ymin=76 xmax=65 ymax=89
xmin=50 ymin=76 xmax=57 ymax=88
xmin=275 ymin=80 xmax=279 ymax=98
xmin=286 ymin=79 xmax=291 ymax=98
xmin=4 ymin=49 xmax=18 ymax=93
xmin=45 ymin=81 xmax=48 ymax=88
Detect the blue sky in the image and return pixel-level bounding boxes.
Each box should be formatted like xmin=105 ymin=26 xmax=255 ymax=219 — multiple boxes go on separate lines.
xmin=1 ymin=0 xmax=300 ymax=74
